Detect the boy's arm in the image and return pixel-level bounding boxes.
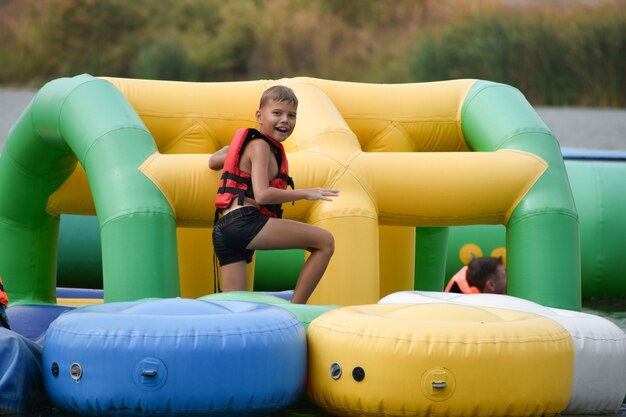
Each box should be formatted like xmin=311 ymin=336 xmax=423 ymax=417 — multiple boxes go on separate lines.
xmin=208 ymin=145 xmax=229 ymax=170
xmin=249 ymin=140 xmax=339 ymax=204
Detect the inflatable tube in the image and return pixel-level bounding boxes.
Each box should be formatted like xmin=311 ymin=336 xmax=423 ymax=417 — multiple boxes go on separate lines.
xmin=55 ymin=287 xmax=104 ymax=299
xmin=55 ymin=287 xmax=103 ymax=307
xmin=379 ymin=291 xmax=626 ymax=415
xmin=43 ymin=298 xmax=306 ymax=416
xmin=6 ymin=304 xmax=74 ymax=343
xmin=307 ymin=303 xmax=573 ymax=417
xmin=260 ymin=289 xmax=295 ymax=301
xmin=0 ymin=328 xmax=51 ymax=413
xmin=199 ymin=291 xmax=338 ymax=330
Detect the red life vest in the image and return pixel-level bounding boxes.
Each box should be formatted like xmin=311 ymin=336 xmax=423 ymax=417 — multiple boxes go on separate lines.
xmin=0 ymin=276 xmax=8 ymax=307
xmin=444 ymin=266 xmax=481 ymax=294
xmin=215 ymin=128 xmax=294 ymax=218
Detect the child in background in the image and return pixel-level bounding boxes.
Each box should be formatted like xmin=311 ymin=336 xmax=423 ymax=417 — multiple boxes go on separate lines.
xmin=445 ymin=256 xmax=507 ymax=295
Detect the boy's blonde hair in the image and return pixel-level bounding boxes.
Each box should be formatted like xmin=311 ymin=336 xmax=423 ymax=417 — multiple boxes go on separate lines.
xmin=260 ymin=85 xmax=298 ymax=108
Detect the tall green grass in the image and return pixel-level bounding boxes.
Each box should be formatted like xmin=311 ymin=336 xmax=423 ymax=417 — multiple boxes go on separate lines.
xmin=410 ymin=7 xmax=626 ymax=106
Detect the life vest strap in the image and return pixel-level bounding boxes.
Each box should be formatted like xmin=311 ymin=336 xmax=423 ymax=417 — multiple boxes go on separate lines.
xmin=219 ymin=171 xmax=252 ymax=189
xmin=218 ymin=186 xmax=249 ymax=206
xmin=275 ymin=173 xmax=295 ymax=189
xmin=219 ymin=171 xmax=254 ymax=206
xmin=264 ymin=204 xmax=283 ymax=218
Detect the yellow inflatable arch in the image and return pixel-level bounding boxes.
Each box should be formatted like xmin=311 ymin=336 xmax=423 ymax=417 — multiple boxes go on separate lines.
xmin=3 ymin=75 xmax=579 ymax=308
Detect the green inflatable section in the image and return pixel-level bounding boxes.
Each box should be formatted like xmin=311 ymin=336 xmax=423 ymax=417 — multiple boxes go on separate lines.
xmin=57 ymin=214 xmax=102 ymax=290
xmin=0 ymin=75 xmax=179 ymax=304
xmin=567 ymin=160 xmax=626 ymax=298
xmin=255 ymin=250 xmax=303 ymax=291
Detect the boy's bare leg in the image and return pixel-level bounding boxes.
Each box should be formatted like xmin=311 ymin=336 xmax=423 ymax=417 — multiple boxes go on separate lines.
xmin=290 ymin=248 xmax=332 ymax=304
xmin=219 ymin=260 xmax=249 ymax=292
xmin=247 ymin=218 xmax=334 ymax=304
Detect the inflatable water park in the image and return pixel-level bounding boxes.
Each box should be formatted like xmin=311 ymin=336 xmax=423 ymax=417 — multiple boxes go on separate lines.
xmin=0 ymin=75 xmax=625 ymax=416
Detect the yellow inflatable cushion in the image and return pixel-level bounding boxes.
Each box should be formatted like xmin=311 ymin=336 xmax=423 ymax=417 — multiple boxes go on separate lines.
xmin=307 ymin=303 xmax=573 ymax=417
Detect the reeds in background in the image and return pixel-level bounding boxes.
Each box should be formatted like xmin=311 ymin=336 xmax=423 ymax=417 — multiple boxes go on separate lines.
xmin=0 ymin=0 xmax=623 ymax=107
xmin=410 ymin=5 xmax=626 ymax=106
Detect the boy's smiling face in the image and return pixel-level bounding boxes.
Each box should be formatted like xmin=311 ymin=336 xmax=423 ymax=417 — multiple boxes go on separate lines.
xmin=255 ymin=99 xmax=297 ymax=142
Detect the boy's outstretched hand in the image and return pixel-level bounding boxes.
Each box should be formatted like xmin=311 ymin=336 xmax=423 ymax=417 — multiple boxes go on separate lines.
xmin=305 ymin=188 xmax=340 ymax=202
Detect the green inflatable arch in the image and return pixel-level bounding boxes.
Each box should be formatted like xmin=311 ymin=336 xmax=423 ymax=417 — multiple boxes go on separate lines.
xmin=0 ymin=75 xmax=179 ymax=304
xmin=458 ymin=81 xmax=580 ymax=307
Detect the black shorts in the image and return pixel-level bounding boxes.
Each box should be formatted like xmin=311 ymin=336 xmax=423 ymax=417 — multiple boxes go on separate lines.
xmin=213 ymin=206 xmax=269 ymax=266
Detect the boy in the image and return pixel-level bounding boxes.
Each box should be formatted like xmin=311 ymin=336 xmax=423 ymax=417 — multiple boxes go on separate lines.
xmin=445 ymin=256 xmax=507 ymax=294
xmin=209 ymin=85 xmax=339 ymax=304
